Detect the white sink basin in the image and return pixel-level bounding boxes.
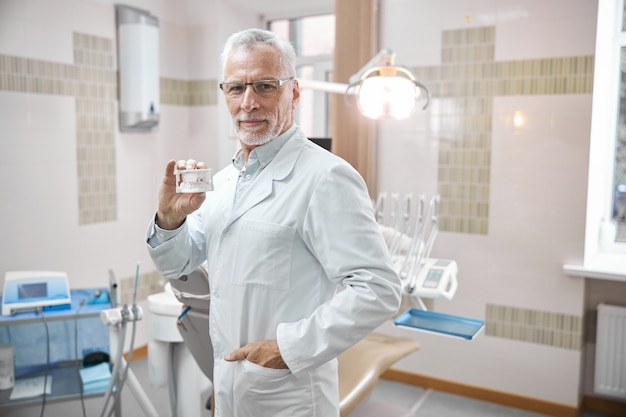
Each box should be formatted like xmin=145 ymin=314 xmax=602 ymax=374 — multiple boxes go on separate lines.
xmin=147 ymin=283 xmax=183 ymax=342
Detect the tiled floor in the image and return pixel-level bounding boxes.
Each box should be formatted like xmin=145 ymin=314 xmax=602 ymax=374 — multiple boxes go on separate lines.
xmin=0 ymin=356 xmax=617 ymax=417
xmin=358 ymin=379 xmax=615 ymax=417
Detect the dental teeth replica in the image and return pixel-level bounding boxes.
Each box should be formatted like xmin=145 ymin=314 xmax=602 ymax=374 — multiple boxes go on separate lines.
xmin=175 ymin=168 xmax=214 ymax=193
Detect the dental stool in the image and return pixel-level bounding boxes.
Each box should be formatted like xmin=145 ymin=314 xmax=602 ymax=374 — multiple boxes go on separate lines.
xmin=147 ymin=279 xmax=212 ymax=417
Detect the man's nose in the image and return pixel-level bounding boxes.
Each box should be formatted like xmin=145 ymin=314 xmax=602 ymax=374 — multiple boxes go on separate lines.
xmin=240 ymin=85 xmax=260 ymax=111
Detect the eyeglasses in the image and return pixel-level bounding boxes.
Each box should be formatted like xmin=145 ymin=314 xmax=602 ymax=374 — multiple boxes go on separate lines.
xmin=219 ymin=77 xmax=295 ymax=98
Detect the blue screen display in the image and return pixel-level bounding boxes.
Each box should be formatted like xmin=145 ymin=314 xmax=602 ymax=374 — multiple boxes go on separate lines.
xmin=3 ymin=277 xmax=70 ymax=304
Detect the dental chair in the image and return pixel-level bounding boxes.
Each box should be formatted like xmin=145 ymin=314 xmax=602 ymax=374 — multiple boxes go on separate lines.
xmin=166 ymin=265 xmax=214 ymax=413
xmin=339 ymin=332 xmax=419 ymax=417
xmin=168 ymin=266 xmax=419 ymax=417
xmin=167 ymin=266 xmax=213 ymax=381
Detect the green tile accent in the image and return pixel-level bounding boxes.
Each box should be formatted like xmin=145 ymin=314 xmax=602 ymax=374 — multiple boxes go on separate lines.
xmin=73 ymin=32 xmax=117 ymax=225
xmin=411 ymin=26 xmax=594 ymax=235
xmin=120 ymin=270 xmax=165 ymax=304
xmin=161 ymin=77 xmax=218 ymax=106
xmin=485 ymin=304 xmax=582 ymax=350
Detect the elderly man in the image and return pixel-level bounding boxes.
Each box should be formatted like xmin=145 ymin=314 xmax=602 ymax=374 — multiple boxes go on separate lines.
xmin=146 ymin=28 xmax=401 ymax=417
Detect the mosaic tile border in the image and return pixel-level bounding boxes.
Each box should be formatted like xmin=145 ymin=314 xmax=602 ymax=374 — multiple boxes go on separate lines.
xmin=0 ymin=59 xmax=218 ymax=106
xmin=485 ymin=303 xmax=582 ymax=350
xmin=119 ymin=270 xmax=166 ymax=304
xmin=161 ymin=78 xmax=218 ymax=106
xmin=414 ymin=57 xmax=595 ymax=98
xmin=0 ymin=55 xmax=116 ymax=97
xmin=73 ymin=32 xmax=118 ymax=225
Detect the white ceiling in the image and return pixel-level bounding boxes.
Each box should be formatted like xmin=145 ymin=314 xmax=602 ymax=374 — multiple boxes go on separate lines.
xmin=226 ymin=0 xmax=334 ymax=20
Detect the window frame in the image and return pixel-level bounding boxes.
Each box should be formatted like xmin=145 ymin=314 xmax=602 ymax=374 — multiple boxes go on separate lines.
xmin=583 ymin=0 xmax=626 ymax=265
xmin=613 ymin=4 xmax=626 ymax=239
xmin=266 ymin=14 xmax=335 ymax=139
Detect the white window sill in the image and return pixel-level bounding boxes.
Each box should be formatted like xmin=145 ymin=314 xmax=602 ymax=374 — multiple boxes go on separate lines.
xmin=563 ymin=252 xmax=626 ymax=282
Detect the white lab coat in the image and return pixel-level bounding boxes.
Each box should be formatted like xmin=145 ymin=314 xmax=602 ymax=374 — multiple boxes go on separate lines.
xmin=147 ymin=128 xmax=401 ymax=417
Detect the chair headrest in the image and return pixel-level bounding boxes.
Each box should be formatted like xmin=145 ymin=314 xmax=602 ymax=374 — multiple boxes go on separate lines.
xmin=168 ymin=265 xmax=210 ymax=311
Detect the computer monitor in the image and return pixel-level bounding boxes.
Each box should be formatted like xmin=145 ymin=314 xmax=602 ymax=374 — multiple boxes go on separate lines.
xmin=309 ymin=137 xmax=332 ymax=152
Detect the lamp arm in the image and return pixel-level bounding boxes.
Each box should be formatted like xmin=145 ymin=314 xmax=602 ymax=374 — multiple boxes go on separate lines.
xmin=298 ymin=78 xmax=359 ymax=111
xmin=297 ymin=78 xmax=351 ymax=95
xmin=414 ymin=80 xmax=431 ymax=110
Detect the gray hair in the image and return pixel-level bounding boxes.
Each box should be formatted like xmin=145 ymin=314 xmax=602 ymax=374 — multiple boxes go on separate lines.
xmin=220 ymin=28 xmax=296 ymax=77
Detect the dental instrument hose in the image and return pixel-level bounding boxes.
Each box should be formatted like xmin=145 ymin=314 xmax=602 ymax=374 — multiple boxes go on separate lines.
xmin=106 ymin=305 xmax=137 ymax=417
xmin=99 ymin=262 xmax=140 ymax=417
xmin=76 ymin=299 xmax=88 ymax=417
xmin=114 ymin=263 xmax=140 ymax=397
xmin=168 ymin=344 xmax=177 ymax=417
xmin=37 ymin=308 xmax=50 ymax=417
xmin=98 ymin=310 xmax=128 ymax=417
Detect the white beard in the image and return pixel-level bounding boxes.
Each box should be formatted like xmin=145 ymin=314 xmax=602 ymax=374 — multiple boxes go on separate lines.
xmin=235 ymin=114 xmax=280 ymax=147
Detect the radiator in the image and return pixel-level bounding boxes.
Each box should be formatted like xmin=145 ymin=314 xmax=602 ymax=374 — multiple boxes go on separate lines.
xmin=594 ymin=303 xmax=626 ymax=399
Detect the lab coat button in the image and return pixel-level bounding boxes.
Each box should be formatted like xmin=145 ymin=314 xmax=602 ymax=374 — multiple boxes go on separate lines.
xmin=245 ymin=174 xmax=251 ymax=179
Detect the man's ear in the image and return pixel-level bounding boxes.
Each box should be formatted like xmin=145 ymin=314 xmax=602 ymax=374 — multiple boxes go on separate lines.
xmin=291 ymin=79 xmax=300 ymax=108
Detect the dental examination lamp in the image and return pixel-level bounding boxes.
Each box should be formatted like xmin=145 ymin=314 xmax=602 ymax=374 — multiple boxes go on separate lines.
xmin=298 ymin=48 xmax=431 ymax=120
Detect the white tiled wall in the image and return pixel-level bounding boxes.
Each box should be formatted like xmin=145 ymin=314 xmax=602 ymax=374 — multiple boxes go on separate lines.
xmin=377 ymin=0 xmax=597 ymax=407
xmin=0 ymin=0 xmax=603 ymax=409
xmin=0 ymin=0 xmax=240 ymax=351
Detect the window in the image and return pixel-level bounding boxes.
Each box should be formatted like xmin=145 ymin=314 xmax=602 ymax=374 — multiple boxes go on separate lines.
xmin=586 ymin=0 xmax=626 ymax=261
xmin=615 ymin=3 xmax=626 ymax=241
xmin=268 ymin=15 xmax=335 ymax=139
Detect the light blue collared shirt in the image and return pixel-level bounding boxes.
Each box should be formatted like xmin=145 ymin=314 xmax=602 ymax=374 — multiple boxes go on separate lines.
xmin=231 ymin=124 xmax=296 ymax=205
xmin=148 ymin=125 xmax=298 ymax=246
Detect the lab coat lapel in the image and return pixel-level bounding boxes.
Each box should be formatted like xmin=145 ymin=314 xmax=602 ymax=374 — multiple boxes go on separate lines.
xmin=217 ymin=167 xmax=239 ymax=224
xmin=225 ymin=137 xmax=304 ymax=227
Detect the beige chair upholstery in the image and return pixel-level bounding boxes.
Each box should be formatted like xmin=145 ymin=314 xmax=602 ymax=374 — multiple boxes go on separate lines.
xmin=338 ymin=332 xmax=420 ymax=417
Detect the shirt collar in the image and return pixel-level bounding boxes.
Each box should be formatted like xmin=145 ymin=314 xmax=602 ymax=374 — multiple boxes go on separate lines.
xmin=231 ymin=124 xmax=298 ymax=171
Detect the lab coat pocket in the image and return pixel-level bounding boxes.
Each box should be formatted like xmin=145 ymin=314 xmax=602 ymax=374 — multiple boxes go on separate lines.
xmin=241 ymin=358 xmax=291 ymax=379
xmin=238 ymin=359 xmax=293 ymax=398
xmin=230 ymin=220 xmax=295 ymax=290
xmin=235 ymin=360 xmax=313 ymax=416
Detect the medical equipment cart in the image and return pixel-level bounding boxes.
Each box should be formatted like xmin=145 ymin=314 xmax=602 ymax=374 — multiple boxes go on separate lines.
xmin=0 ymin=288 xmax=111 ymax=411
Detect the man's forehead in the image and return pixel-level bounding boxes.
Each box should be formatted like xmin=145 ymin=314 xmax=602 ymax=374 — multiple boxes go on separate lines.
xmin=224 ymin=45 xmax=283 ymax=78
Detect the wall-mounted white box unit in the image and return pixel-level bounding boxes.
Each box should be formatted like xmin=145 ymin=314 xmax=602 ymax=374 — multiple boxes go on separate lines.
xmin=116 ymin=4 xmax=159 ymax=133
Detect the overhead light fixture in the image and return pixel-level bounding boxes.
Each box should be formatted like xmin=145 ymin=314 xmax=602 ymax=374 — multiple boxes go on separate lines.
xmin=299 ymin=49 xmax=431 ymax=120
xmin=347 ymin=49 xmax=431 ymax=120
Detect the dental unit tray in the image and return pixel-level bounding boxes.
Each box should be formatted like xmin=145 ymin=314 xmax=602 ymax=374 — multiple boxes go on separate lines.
xmin=394 ymin=309 xmax=485 ymax=340
xmin=2 ymin=271 xmax=72 ymax=316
